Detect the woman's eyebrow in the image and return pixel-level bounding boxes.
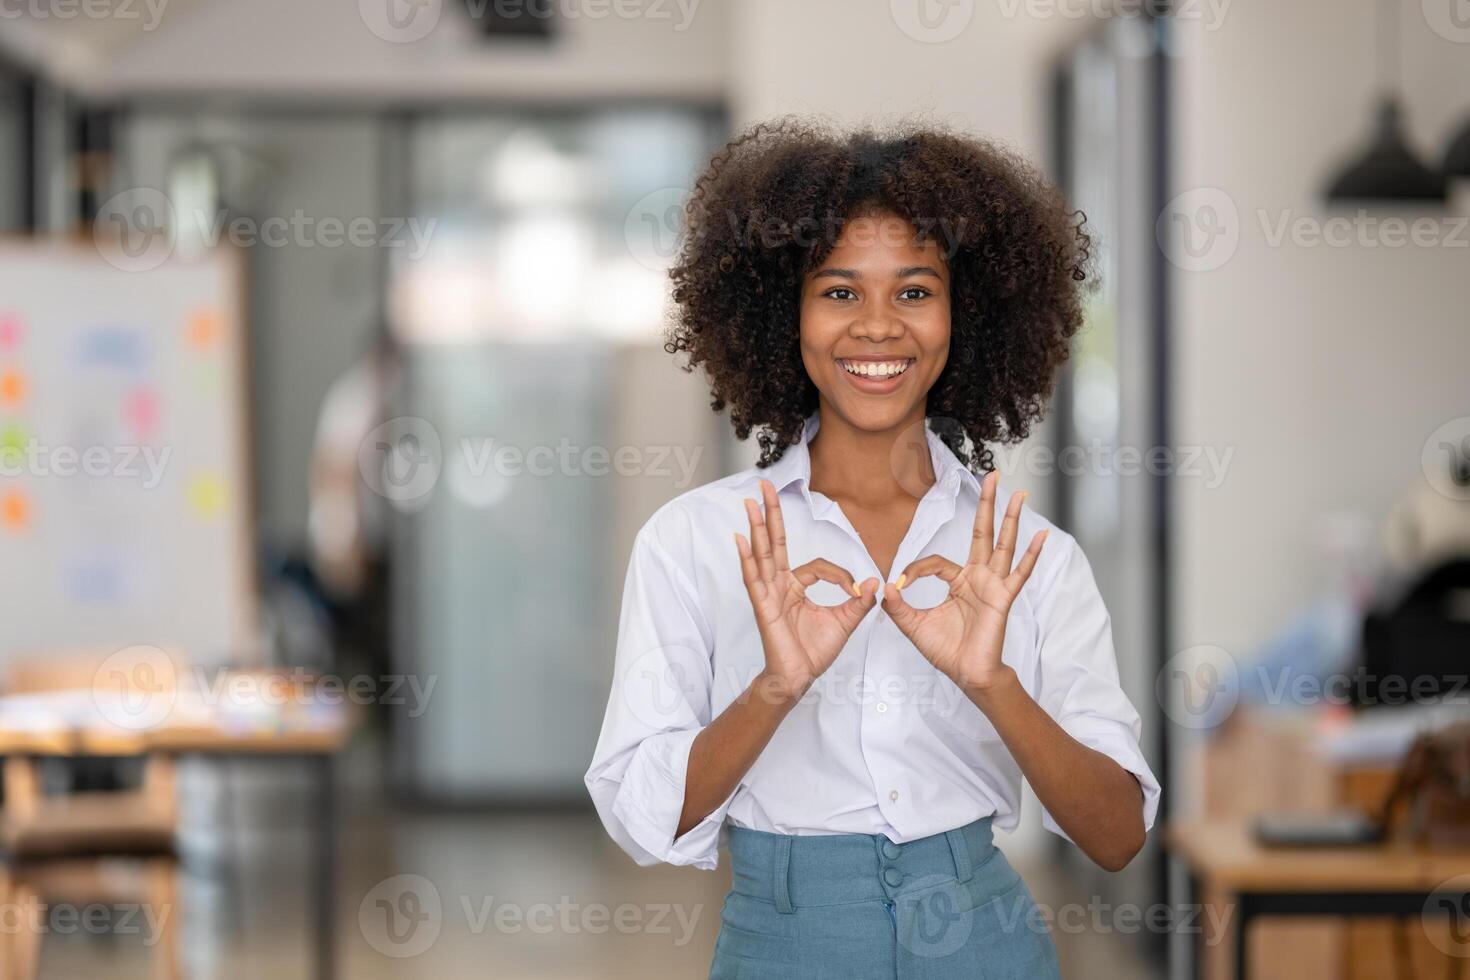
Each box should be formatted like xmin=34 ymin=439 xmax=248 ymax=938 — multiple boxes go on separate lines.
xmin=809 ymin=265 xmax=944 ymax=281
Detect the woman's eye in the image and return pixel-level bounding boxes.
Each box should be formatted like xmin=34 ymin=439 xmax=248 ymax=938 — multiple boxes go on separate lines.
xmin=898 ymin=286 xmax=932 ymax=301
xmin=824 ymin=287 xmax=857 ymax=301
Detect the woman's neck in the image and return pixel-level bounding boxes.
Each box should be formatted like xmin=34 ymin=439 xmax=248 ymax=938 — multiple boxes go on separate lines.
xmin=807 ymin=404 xmax=936 ymax=507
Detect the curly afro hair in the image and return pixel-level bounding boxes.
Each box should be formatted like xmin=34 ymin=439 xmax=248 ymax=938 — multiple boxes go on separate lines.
xmin=665 ymin=117 xmax=1092 ymax=471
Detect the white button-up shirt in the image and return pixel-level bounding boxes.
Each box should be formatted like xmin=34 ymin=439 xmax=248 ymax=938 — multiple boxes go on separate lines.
xmin=585 ymin=416 xmax=1160 ymax=869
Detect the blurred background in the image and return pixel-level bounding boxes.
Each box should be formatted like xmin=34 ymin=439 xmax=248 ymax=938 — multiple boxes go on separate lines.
xmin=0 ymin=1 xmax=1469 ymax=977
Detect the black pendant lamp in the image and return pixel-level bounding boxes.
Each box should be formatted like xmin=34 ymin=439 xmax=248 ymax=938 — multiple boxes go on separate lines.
xmin=1444 ymin=119 xmax=1470 ymax=179
xmin=1325 ymin=0 xmax=1446 ymax=204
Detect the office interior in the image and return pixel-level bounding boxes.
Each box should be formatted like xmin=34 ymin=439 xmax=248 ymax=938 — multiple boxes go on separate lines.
xmin=1 ymin=1 xmax=1469 ymax=977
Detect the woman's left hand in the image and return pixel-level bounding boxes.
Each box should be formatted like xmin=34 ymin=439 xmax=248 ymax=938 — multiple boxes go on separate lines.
xmin=880 ymin=471 xmax=1048 ymax=694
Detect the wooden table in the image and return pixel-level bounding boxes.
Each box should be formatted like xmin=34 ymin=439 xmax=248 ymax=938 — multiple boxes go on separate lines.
xmin=0 ymin=681 xmax=356 ymax=980
xmin=1167 ymin=820 xmax=1470 ymax=980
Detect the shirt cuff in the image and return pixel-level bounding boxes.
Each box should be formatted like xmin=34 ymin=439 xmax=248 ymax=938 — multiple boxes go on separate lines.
xmin=607 ymin=727 xmax=727 ymax=870
xmin=1040 ymin=716 xmax=1161 ymax=844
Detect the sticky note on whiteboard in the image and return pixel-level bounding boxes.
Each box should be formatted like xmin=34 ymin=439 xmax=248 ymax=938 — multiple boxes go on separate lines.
xmin=187 ymin=472 xmax=226 ymax=521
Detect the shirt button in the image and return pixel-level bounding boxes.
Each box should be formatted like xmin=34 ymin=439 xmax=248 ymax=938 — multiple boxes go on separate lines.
xmin=876 ymin=610 xmax=886 ymax=623
xmin=889 ymin=790 xmax=900 ymax=802
xmin=875 ymin=702 xmax=888 ymax=714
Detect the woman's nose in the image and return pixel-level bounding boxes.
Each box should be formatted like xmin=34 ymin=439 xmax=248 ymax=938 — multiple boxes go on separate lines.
xmin=850 ymin=310 xmax=904 ymax=342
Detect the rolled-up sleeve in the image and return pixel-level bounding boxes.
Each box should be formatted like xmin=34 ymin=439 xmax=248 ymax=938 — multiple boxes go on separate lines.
xmin=585 ymin=526 xmax=729 ymax=869
xmin=1031 ymin=534 xmax=1161 ymax=842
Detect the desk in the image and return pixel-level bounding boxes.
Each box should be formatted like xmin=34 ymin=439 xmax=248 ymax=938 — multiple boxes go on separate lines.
xmin=0 ymin=681 xmax=355 ymax=980
xmin=1167 ymin=820 xmax=1470 ymax=980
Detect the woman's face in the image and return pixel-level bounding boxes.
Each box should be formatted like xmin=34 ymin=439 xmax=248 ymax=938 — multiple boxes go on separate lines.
xmin=799 ymin=210 xmax=951 ymax=436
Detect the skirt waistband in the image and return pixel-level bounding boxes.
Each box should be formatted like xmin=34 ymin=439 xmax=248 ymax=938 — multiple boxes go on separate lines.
xmin=726 ymin=817 xmax=1014 ymax=914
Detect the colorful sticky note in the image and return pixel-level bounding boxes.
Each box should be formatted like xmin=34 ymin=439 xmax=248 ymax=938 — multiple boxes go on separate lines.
xmin=124 ymin=388 xmax=159 ymax=440
xmin=63 ymin=555 xmax=126 ymax=602
xmin=0 ymin=370 xmax=26 ymax=408
xmin=0 ymin=423 xmax=25 ymax=465
xmin=0 ymin=491 xmax=29 ymax=531
xmin=187 ymin=472 xmax=226 ymax=520
xmin=0 ymin=315 xmax=20 ymax=352
xmin=77 ymin=326 xmax=147 ymax=372
xmin=187 ymin=310 xmax=222 ymax=352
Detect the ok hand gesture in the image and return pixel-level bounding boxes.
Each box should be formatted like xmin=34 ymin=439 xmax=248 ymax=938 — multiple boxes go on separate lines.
xmin=880 ymin=471 xmax=1047 ymax=693
xmin=736 ymin=480 xmax=879 ymax=699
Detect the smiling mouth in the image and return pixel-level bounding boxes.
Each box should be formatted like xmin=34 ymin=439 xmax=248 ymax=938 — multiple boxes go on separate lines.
xmin=837 ymin=358 xmax=915 ymax=380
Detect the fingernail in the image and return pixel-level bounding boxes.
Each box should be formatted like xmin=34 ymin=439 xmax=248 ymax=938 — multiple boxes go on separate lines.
xmin=1020 ymin=491 xmax=1028 ymax=505
xmin=896 ymin=574 xmax=907 ymax=589
xmin=851 ymin=584 xmax=861 ymax=598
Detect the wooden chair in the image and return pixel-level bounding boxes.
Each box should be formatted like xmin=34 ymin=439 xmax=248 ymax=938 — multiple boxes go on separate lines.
xmin=0 ymin=650 xmax=183 ymax=980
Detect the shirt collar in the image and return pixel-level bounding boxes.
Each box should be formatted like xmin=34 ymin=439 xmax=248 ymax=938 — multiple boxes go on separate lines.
xmin=762 ymin=413 xmax=980 ymax=501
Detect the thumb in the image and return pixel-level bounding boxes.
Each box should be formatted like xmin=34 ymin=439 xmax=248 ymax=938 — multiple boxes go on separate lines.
xmin=881 ymin=581 xmax=925 ymax=637
xmin=834 ymin=577 xmax=880 ymax=631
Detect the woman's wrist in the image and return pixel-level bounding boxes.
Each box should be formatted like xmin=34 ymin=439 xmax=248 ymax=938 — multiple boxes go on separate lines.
xmin=960 ymin=664 xmax=1022 ymax=709
xmin=750 ymin=668 xmax=812 ymax=710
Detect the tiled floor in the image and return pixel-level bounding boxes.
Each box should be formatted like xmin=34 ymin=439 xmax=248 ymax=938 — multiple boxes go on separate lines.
xmin=29 ymin=757 xmax=1164 ymax=979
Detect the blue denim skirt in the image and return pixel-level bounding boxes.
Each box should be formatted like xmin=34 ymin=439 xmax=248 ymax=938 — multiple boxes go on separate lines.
xmin=710 ymin=817 xmax=1060 ymax=979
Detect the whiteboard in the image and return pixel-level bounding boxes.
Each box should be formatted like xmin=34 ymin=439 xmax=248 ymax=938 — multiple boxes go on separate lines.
xmin=0 ymin=242 xmax=256 ymax=665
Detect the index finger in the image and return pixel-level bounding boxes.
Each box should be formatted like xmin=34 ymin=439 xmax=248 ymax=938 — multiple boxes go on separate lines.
xmin=760 ymin=479 xmax=790 ymax=574
xmin=968 ymin=469 xmax=999 ymax=566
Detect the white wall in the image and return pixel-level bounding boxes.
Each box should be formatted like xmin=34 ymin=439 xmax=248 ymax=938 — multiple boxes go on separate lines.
xmin=731 ymin=0 xmax=1090 ymax=162
xmin=1168 ymin=0 xmax=1470 ymax=811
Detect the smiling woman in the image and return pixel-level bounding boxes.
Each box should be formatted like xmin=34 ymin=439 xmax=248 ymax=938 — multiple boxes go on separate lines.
xmin=665 ymin=117 xmax=1092 ymax=472
xmin=586 ymin=118 xmax=1157 ymax=980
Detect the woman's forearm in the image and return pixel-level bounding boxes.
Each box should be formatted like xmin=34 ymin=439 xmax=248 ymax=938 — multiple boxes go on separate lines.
xmin=967 ymin=668 xmax=1145 ymax=871
xmin=675 ymin=671 xmax=802 ymax=839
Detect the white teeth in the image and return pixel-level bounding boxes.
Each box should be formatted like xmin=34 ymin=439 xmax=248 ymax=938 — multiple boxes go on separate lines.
xmin=842 ymin=359 xmax=910 ymax=379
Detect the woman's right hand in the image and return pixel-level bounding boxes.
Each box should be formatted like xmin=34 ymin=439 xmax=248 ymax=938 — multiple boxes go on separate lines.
xmin=735 ymin=479 xmax=878 ymax=701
